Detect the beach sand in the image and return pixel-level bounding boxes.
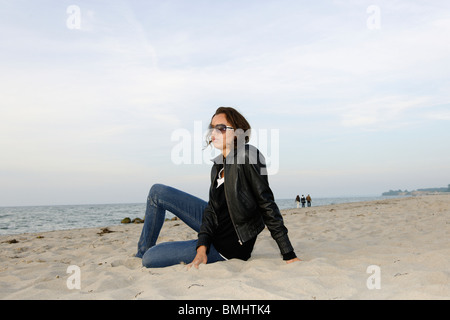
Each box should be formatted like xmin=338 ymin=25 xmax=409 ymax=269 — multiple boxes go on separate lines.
xmin=1 ymin=195 xmax=449 ymax=300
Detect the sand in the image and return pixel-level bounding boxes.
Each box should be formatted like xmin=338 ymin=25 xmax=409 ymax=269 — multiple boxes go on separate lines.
xmin=0 ymin=194 xmax=449 ymax=300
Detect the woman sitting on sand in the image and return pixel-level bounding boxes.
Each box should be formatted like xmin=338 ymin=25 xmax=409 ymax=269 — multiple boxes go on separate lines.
xmin=136 ymin=107 xmax=300 ymax=268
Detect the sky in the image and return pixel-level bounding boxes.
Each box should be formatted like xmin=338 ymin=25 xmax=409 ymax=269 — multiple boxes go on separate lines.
xmin=1 ymin=0 xmax=450 ymax=206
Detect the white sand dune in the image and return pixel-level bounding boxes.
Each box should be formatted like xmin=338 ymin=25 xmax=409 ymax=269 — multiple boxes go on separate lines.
xmin=1 ymin=195 xmax=449 ymax=300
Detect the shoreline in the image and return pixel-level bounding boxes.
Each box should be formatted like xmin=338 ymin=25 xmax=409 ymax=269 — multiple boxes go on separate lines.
xmin=1 ymin=194 xmax=449 ymax=300
xmin=0 ymin=194 xmax=411 ymax=237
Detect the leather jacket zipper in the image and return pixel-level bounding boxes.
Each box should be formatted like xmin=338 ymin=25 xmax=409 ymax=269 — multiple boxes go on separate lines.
xmin=222 ymin=166 xmax=243 ymax=246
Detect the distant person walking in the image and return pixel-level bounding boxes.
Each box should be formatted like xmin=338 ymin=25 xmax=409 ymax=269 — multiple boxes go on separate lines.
xmin=306 ymin=194 xmax=312 ymax=207
xmin=295 ymin=195 xmax=300 ymax=208
xmin=301 ymin=195 xmax=306 ymax=207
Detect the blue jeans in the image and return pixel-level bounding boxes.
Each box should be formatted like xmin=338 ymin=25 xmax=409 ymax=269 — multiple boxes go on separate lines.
xmin=136 ymin=184 xmax=225 ymax=268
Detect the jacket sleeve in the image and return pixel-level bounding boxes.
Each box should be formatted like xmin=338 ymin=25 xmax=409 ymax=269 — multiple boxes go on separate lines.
xmin=242 ymin=147 xmax=295 ymax=256
xmin=196 ymin=202 xmax=217 ymax=253
xmin=197 ymin=165 xmax=218 ymax=252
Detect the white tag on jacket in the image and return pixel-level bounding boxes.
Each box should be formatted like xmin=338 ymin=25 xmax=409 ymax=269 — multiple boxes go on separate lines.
xmin=216 ymin=168 xmax=224 ymax=188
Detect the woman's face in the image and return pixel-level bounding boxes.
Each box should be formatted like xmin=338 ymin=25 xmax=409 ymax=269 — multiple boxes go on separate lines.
xmin=210 ymin=113 xmax=235 ymax=153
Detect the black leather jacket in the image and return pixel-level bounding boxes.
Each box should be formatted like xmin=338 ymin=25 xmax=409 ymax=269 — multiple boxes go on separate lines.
xmin=197 ymin=144 xmax=295 ymax=257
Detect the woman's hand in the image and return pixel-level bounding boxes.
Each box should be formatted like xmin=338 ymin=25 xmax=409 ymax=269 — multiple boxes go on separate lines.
xmin=285 ymin=257 xmax=301 ymax=264
xmin=187 ymin=246 xmax=208 ymax=269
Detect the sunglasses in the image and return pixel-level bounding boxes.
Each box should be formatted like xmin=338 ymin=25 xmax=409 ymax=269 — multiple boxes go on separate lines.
xmin=208 ymin=124 xmax=234 ymax=133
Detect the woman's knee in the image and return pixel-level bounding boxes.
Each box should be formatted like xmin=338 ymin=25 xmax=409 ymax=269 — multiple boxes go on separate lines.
xmin=141 ymin=248 xmax=180 ymax=269
xmin=141 ymin=247 xmax=165 ymax=268
xmin=141 ymin=240 xmax=197 ymax=268
xmin=141 ymin=253 xmax=157 ymax=268
xmin=148 ymin=183 xmax=168 ymax=205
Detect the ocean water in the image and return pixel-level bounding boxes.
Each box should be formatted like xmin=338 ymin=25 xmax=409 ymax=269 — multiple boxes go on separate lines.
xmin=0 ymin=196 xmax=395 ymax=236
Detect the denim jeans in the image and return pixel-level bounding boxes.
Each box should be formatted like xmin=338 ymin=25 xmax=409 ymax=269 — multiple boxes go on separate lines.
xmin=136 ymin=184 xmax=225 ymax=268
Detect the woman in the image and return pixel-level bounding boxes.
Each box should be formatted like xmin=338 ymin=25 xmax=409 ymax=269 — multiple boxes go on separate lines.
xmin=136 ymin=107 xmax=300 ymax=268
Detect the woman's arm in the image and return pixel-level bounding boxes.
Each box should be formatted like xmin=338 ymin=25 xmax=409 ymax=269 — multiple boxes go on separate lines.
xmin=196 ymin=202 xmax=217 ymax=253
xmin=242 ymin=147 xmax=299 ymax=261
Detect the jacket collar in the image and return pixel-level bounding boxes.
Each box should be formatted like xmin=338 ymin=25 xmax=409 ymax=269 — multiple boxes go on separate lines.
xmin=211 ymin=144 xmax=249 ymax=165
xmin=211 ymin=153 xmax=224 ymax=165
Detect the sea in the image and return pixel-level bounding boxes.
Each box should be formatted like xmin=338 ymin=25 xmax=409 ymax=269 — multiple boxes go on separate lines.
xmin=0 ymin=196 xmax=397 ymax=236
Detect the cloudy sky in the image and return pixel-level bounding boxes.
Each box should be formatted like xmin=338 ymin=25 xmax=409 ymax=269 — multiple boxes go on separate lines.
xmin=1 ymin=0 xmax=449 ymax=206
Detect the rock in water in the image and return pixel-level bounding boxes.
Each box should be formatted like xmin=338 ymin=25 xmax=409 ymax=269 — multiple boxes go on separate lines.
xmin=121 ymin=217 xmax=131 ymax=224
